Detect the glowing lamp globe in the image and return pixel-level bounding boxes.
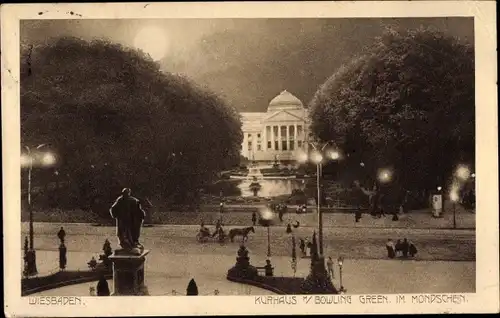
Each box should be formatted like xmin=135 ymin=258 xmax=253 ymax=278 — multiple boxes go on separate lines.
xmin=41 ymin=152 xmax=56 ymax=166
xmin=310 ymin=151 xmax=323 ymax=164
xmin=378 ymin=168 xmax=392 ymax=184
xmin=455 ymin=165 xmax=471 ymax=181
xmin=258 ymin=207 xmax=276 ymax=227
xmin=20 ymin=154 xmax=31 ymax=167
xmin=450 ymin=190 xmax=460 ymax=203
xmin=328 ymin=150 xmax=341 ymax=160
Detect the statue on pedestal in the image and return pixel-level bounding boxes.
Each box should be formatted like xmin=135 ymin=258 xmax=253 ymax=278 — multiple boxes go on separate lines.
xmin=227 ymin=244 xmax=258 ymax=279
xmin=110 ymin=188 xmax=146 ymax=255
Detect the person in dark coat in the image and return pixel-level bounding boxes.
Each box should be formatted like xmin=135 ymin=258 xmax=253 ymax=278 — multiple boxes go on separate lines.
xmin=386 ymin=239 xmax=396 ymax=259
xmin=252 ymin=211 xmax=257 ymax=226
xmin=401 ymin=238 xmax=410 ymax=257
xmin=355 ymin=207 xmax=362 ymax=223
xmin=57 ymin=227 xmax=66 ymax=244
xmin=409 ymin=242 xmax=418 ymax=257
xmin=392 ymin=209 xmax=399 ymax=221
xmin=286 ymin=223 xmax=292 ymax=234
xmin=299 ymin=238 xmax=306 ymax=257
xmin=96 ymin=275 xmax=110 ymax=296
xmin=395 ymin=239 xmax=403 ymax=256
xmin=59 ymin=243 xmax=67 ymax=270
xmin=212 ymin=219 xmax=222 ymax=237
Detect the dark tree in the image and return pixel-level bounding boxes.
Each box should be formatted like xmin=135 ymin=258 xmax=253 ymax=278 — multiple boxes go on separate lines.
xmin=21 ymin=37 xmax=243 ymax=209
xmin=309 ymin=27 xmax=474 ymax=194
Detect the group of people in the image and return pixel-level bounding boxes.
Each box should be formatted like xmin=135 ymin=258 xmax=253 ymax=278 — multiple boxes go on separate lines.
xmin=386 ymin=238 xmax=418 ymax=259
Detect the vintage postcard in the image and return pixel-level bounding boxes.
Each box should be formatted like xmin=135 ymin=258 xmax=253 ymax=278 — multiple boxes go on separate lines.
xmin=2 ymin=1 xmax=498 ymax=316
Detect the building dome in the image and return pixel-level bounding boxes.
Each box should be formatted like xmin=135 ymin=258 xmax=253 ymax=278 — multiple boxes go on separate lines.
xmin=268 ymin=90 xmax=303 ymax=111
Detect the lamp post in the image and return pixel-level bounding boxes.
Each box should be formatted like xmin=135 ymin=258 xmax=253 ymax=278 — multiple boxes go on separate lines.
xmin=337 ymin=256 xmax=345 ymax=293
xmin=267 ymin=225 xmax=271 ymax=257
xmin=259 ymin=208 xmax=275 ymax=258
xmin=22 ymin=144 xmax=56 ymax=276
xmin=450 ymin=190 xmax=459 ymax=229
xmin=300 ymin=141 xmax=340 ymax=257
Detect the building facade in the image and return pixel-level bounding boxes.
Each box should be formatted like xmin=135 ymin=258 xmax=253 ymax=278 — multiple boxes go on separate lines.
xmin=240 ymin=90 xmax=310 ymax=162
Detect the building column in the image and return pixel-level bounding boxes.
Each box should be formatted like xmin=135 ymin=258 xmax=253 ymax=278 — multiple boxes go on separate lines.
xmin=285 ymin=125 xmax=289 ymax=150
xmin=243 ymin=133 xmax=247 ymax=158
xmin=278 ymin=125 xmax=282 ymax=151
xmin=271 ymin=126 xmax=275 ymax=152
xmin=294 ymin=123 xmax=298 ymax=149
xmin=263 ymin=126 xmax=267 ymax=153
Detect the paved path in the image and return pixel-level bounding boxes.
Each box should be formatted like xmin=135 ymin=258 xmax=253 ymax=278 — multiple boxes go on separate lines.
xmin=23 ymin=221 xmax=475 ymax=296
xmin=30 ymin=251 xmax=475 ymax=296
xmin=22 ymin=222 xmax=475 ymax=261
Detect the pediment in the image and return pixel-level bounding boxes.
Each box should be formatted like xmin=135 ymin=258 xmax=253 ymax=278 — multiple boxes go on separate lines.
xmin=264 ymin=110 xmax=305 ymax=122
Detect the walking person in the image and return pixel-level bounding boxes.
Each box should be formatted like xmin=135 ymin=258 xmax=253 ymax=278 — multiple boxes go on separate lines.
xmin=326 ymin=256 xmax=335 ymax=279
xmin=252 ymin=211 xmax=257 ymax=226
xmin=57 ymin=226 xmax=66 ymax=244
xmin=401 ymin=238 xmax=410 ymax=258
xmin=212 ymin=219 xmax=222 ymax=238
xmin=386 ymin=239 xmax=396 ymax=259
xmin=409 ymin=241 xmax=418 ymax=258
xmin=299 ymin=238 xmax=306 ymax=258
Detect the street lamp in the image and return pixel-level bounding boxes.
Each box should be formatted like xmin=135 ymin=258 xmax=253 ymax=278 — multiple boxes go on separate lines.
xmin=337 ymin=256 xmax=345 ymax=293
xmin=21 ymin=144 xmax=56 ymax=276
xmin=450 ymin=186 xmax=460 ymax=229
xmin=259 ymin=207 xmax=275 ymax=258
xmin=298 ymin=141 xmax=341 ymax=257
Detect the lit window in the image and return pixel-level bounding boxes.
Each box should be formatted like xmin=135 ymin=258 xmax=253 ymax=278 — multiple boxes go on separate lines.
xmin=274 ymin=141 xmax=279 ymax=150
xmin=289 ymin=141 xmax=294 ymax=150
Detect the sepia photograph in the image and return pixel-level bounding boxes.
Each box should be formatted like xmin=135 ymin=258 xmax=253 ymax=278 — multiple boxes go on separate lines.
xmin=2 ymin=1 xmax=498 ymax=316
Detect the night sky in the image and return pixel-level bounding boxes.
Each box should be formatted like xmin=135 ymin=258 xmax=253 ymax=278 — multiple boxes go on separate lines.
xmin=21 ymin=18 xmax=473 ymax=112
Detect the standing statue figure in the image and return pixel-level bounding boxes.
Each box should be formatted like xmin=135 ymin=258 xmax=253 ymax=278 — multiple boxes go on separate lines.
xmin=109 ymin=188 xmax=146 ymax=254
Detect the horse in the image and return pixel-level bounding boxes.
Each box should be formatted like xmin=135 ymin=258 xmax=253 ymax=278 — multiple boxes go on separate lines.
xmin=228 ymin=226 xmax=255 ymax=242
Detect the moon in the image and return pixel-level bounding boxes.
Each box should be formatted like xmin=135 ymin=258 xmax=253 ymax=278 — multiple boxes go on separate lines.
xmin=133 ymin=26 xmax=169 ymax=61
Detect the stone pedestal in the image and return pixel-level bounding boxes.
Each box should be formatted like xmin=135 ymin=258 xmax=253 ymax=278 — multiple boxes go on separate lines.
xmin=301 ymin=256 xmax=338 ymax=294
xmin=227 ymin=245 xmax=258 ymax=279
xmin=109 ymin=250 xmax=150 ymax=296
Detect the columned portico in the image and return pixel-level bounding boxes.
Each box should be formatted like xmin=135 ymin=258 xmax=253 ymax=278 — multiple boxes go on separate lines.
xmin=240 ymin=90 xmax=310 ymax=162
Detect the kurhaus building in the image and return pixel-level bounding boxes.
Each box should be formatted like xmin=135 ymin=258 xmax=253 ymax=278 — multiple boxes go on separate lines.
xmin=240 ymin=90 xmax=311 ymax=162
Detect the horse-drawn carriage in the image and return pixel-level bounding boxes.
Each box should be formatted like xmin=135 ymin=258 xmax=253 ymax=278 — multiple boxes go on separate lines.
xmin=196 ymin=226 xmax=255 ymax=243
xmin=196 ymin=228 xmax=228 ymax=243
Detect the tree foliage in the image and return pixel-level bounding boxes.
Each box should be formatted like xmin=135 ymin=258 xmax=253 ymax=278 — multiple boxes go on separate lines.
xmin=309 ymin=27 xmax=474 ymax=191
xmin=21 ymin=37 xmax=243 ymax=209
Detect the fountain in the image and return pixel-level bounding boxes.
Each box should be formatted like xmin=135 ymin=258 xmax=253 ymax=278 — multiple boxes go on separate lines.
xmin=249 ymin=176 xmax=262 ymax=196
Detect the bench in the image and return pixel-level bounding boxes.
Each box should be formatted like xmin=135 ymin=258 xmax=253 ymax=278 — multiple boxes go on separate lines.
xmin=256 ymin=266 xmax=274 ymax=277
